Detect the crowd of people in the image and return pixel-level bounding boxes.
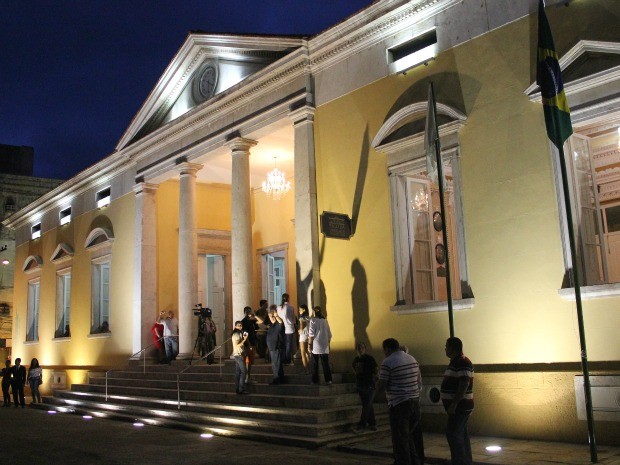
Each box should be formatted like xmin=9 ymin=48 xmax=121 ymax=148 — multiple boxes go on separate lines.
xmin=228 ymin=293 xmax=333 ymax=394
xmin=1 ymin=357 xmax=44 ymax=408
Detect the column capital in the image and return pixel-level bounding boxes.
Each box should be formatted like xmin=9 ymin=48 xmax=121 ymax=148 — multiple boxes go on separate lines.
xmin=289 ymin=104 xmax=315 ymax=125
xmin=176 ymin=162 xmax=203 ymax=177
xmin=226 ymin=136 xmax=257 ymax=153
xmin=133 ymin=182 xmax=159 ymax=196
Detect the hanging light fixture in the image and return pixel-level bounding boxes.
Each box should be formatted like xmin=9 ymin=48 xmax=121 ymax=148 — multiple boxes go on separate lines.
xmin=261 ymin=157 xmax=291 ymax=200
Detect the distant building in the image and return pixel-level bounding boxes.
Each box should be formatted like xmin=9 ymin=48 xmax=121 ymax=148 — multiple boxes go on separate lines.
xmin=0 ymin=144 xmax=63 ymax=357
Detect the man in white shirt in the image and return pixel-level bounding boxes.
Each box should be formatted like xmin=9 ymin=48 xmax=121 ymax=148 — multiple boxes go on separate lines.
xmin=158 ymin=310 xmax=179 ymax=362
xmin=376 ymin=338 xmax=422 ymax=465
xmin=308 ymin=306 xmax=332 ymax=385
xmin=276 ymin=293 xmax=296 ymax=364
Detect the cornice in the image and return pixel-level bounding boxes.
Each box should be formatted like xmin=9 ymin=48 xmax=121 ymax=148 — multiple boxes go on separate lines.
xmin=308 ymin=0 xmax=459 ymax=74
xmin=2 ymin=153 xmax=135 ymax=231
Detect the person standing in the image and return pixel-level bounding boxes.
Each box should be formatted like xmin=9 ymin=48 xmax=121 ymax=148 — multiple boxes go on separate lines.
xmin=276 ymin=293 xmax=296 ymax=365
xmin=231 ymin=321 xmax=248 ymax=395
xmin=297 ymin=305 xmax=311 ymax=374
xmin=255 ymin=300 xmax=269 ymax=359
xmin=308 ymin=306 xmax=332 ymax=385
xmin=27 ymin=358 xmax=43 ymax=404
xmin=151 ymin=318 xmax=166 ymax=364
xmin=158 ymin=310 xmax=179 ymax=362
xmin=265 ymin=305 xmax=284 ymax=385
xmin=376 ymin=338 xmax=421 ymax=465
xmin=440 ymin=337 xmax=474 ymax=465
xmin=242 ymin=306 xmax=262 ymax=384
xmin=11 ymin=358 xmax=27 ymax=408
xmin=1 ymin=360 xmax=11 ymax=407
xmin=351 ymin=342 xmax=378 ymax=432
xmin=203 ymin=308 xmax=217 ymax=364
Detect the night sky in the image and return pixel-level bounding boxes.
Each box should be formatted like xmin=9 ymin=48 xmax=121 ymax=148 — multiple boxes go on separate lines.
xmin=1 ymin=1 xmax=372 ymax=180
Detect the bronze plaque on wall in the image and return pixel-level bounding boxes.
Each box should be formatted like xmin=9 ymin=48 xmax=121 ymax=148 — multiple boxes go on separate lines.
xmin=320 ymin=211 xmax=352 ymax=239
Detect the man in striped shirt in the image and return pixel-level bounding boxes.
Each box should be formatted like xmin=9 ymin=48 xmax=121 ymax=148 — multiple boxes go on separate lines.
xmin=376 ymin=338 xmax=422 ymax=465
xmin=440 ymin=337 xmax=474 ymax=465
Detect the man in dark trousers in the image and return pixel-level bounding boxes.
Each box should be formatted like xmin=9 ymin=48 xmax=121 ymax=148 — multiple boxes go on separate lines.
xmin=440 ymin=337 xmax=474 ymax=465
xmin=1 ymin=359 xmax=12 ymax=407
xmin=351 ymin=342 xmax=378 ymax=432
xmin=376 ymin=338 xmax=422 ymax=465
xmin=11 ymin=358 xmax=27 ymax=408
xmin=265 ymin=305 xmax=284 ymax=385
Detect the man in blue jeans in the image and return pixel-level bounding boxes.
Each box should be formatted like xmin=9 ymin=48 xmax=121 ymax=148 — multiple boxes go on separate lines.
xmin=440 ymin=337 xmax=474 ymax=465
xmin=376 ymin=338 xmax=422 ymax=465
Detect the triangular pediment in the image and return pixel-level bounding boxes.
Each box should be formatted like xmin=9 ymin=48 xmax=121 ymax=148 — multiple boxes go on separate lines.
xmin=116 ymin=33 xmax=303 ymax=150
xmin=525 ymin=40 xmax=620 ymax=100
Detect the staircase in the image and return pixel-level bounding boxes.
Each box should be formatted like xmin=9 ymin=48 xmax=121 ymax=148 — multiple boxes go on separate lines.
xmin=37 ymin=358 xmax=388 ymax=448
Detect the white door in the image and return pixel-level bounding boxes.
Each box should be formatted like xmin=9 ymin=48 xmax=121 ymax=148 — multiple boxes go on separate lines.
xmin=198 ymin=254 xmax=226 ymax=346
xmin=274 ymin=258 xmax=286 ymax=305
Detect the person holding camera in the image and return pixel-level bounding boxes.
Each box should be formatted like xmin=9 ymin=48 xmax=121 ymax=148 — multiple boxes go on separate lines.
xmin=231 ymin=321 xmax=249 ymax=395
xmin=242 ymin=306 xmax=263 ymax=384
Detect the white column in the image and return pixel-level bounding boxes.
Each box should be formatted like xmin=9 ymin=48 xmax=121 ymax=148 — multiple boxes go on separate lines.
xmin=177 ymin=162 xmax=202 ymax=357
xmin=290 ymin=105 xmax=321 ymax=308
xmin=132 ymin=182 xmax=158 ymax=355
xmin=228 ymin=137 xmax=256 ymax=323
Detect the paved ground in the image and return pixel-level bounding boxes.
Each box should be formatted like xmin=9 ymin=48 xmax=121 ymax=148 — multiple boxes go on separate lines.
xmin=2 ymin=405 xmax=620 ymax=465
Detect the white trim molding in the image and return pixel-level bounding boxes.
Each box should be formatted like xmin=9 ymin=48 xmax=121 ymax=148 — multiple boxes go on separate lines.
xmin=391 ymin=298 xmax=474 ymax=315
xmin=22 ymin=255 xmax=43 ymax=274
xmin=50 ymin=243 xmax=74 ymax=264
xmin=84 ymin=227 xmax=115 ymax=250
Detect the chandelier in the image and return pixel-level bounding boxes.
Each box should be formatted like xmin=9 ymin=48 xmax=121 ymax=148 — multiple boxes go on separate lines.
xmin=261 ymin=157 xmax=291 ymax=200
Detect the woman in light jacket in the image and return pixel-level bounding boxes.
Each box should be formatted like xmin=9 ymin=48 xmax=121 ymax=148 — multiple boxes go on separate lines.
xmin=28 ymin=358 xmax=43 ymax=404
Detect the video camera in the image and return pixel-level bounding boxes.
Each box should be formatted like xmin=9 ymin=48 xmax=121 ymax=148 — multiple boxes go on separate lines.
xmin=193 ymin=303 xmax=211 ymax=317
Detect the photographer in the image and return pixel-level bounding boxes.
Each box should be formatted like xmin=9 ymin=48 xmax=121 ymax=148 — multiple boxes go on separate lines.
xmin=231 ymin=321 xmax=248 ymax=395
xmin=266 ymin=305 xmax=284 ymax=385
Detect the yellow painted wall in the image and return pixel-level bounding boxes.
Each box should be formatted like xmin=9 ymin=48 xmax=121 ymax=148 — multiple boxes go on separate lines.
xmin=314 ymin=2 xmax=619 ymax=444
xmin=12 ymin=192 xmax=136 ymax=392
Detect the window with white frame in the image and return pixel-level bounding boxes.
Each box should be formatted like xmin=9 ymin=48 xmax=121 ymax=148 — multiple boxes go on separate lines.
xmin=96 ymin=187 xmax=111 ymax=208
xmin=55 ymin=270 xmax=71 ymax=338
xmin=373 ymin=100 xmax=473 ymax=309
xmin=59 ymin=206 xmax=72 ymax=226
xmin=91 ymin=259 xmax=110 ymax=333
xmin=525 ymin=40 xmax=620 ymax=293
xmin=26 ymin=280 xmax=40 ymax=341
xmin=31 ymin=223 xmax=41 ymax=240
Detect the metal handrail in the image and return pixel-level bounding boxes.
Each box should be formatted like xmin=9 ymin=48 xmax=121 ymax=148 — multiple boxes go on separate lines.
xmin=176 ymin=336 xmax=232 ymax=410
xmin=105 ymin=336 xmax=164 ymax=401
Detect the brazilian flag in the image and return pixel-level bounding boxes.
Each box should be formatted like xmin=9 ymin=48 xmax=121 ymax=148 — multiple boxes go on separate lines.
xmin=536 ymin=0 xmax=572 ymax=149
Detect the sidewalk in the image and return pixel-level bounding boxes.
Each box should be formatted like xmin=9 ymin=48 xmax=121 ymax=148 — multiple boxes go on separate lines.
xmin=336 ymin=431 xmax=620 ymax=464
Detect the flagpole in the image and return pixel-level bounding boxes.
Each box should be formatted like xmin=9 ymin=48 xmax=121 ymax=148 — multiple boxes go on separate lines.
xmin=429 ymin=82 xmax=455 ymax=337
xmin=555 ymin=144 xmax=598 ymax=463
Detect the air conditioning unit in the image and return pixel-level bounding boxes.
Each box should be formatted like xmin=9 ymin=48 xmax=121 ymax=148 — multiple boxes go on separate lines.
xmin=420 ymin=376 xmax=445 ymax=414
xmin=575 ymin=375 xmax=620 ymax=422
xmin=51 ymin=371 xmax=67 ymax=389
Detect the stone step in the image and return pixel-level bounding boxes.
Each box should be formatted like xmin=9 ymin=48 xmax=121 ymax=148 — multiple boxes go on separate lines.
xmin=71 ymin=383 xmax=360 ymax=409
xmin=41 ymin=395 xmax=360 ymax=438
xmin=53 ymin=389 xmax=369 ymax=425
xmin=34 ymin=398 xmax=388 ymax=448
xmin=102 ymin=370 xmax=349 ymax=384
xmin=88 ymin=376 xmax=356 ymax=396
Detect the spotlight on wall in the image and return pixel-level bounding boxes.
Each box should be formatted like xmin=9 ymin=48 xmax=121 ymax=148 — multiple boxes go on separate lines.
xmin=485 ymin=445 xmax=502 ymax=453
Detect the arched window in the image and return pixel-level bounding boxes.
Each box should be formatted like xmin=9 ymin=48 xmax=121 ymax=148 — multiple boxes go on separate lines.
xmin=374 ymin=101 xmax=473 ymax=312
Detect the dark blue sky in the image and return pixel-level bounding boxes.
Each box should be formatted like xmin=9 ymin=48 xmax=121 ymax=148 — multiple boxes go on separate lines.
xmin=1 ymin=1 xmax=371 ymax=180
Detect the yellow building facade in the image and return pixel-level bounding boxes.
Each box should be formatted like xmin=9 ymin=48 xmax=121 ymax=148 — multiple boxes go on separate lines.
xmin=4 ymin=0 xmax=620 ymax=445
